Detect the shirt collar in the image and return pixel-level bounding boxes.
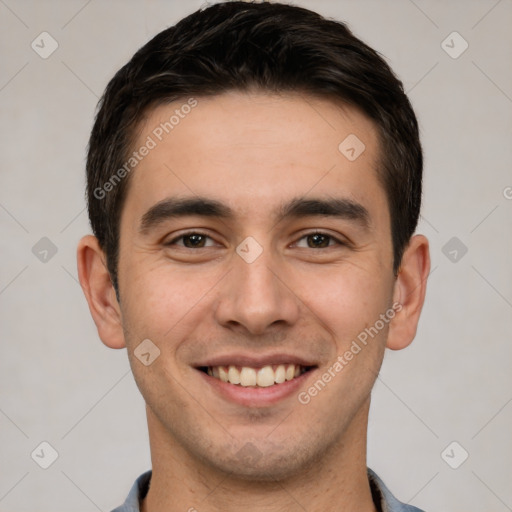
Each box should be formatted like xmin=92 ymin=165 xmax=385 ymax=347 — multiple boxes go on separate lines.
xmin=113 ymin=468 xmax=424 ymax=512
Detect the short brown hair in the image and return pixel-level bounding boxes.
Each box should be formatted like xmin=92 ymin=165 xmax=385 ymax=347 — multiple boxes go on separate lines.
xmin=86 ymin=1 xmax=422 ymax=297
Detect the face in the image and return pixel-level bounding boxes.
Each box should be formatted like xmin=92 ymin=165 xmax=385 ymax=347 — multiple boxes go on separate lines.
xmin=115 ymin=91 xmax=397 ymax=479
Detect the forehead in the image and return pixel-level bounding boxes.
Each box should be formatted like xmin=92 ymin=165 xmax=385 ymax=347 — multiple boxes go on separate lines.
xmin=124 ymin=91 xmax=385 ymax=226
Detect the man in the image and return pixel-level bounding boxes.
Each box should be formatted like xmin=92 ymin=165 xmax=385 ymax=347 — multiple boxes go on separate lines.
xmin=77 ymin=2 xmax=430 ymax=511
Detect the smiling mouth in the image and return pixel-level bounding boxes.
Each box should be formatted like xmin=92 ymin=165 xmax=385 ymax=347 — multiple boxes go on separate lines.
xmin=198 ymin=364 xmax=316 ymax=388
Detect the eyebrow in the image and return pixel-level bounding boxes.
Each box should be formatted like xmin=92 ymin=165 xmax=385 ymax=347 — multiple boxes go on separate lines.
xmin=139 ymin=195 xmax=370 ymax=234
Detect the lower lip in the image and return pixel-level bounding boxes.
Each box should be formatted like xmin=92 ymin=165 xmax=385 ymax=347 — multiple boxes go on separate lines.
xmin=197 ymin=368 xmax=317 ymax=407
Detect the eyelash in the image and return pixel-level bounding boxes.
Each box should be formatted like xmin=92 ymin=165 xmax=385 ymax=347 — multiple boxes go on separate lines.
xmin=166 ymin=231 xmax=346 ymax=249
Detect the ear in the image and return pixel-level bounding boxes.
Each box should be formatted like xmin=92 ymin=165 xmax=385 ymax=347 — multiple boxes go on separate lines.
xmin=386 ymin=234 xmax=430 ymax=350
xmin=76 ymin=235 xmax=126 ymax=349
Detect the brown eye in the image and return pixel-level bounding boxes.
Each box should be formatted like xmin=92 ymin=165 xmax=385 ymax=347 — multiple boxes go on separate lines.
xmin=182 ymin=234 xmax=207 ymax=248
xmin=295 ymin=232 xmax=342 ymax=249
xmin=166 ymin=232 xmax=214 ymax=248
xmin=306 ymin=233 xmax=331 ymax=248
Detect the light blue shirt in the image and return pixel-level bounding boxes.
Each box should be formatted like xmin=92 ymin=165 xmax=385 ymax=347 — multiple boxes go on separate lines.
xmin=111 ymin=468 xmax=426 ymax=511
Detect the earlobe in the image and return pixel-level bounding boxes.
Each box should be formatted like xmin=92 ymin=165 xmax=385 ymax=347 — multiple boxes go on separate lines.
xmin=76 ymin=235 xmax=126 ymax=349
xmin=386 ymin=234 xmax=430 ymax=351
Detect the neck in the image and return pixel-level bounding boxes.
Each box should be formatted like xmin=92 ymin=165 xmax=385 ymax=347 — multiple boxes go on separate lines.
xmin=141 ymin=399 xmax=377 ymax=512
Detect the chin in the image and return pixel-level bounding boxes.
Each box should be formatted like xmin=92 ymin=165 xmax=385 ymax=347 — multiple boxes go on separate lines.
xmin=214 ymin=456 xmax=304 ymax=482
xmin=199 ymin=438 xmax=321 ymax=483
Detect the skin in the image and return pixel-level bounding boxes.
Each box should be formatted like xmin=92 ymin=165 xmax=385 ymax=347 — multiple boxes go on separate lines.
xmin=77 ymin=91 xmax=430 ymax=512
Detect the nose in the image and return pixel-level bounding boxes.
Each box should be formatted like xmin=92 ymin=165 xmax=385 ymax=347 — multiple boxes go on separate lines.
xmin=214 ymin=244 xmax=301 ymax=336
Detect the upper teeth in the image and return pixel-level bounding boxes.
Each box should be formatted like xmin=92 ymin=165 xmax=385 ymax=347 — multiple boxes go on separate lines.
xmin=207 ymin=364 xmax=304 ymax=387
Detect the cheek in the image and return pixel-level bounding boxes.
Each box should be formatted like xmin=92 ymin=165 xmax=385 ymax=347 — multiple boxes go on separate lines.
xmin=296 ymin=262 xmax=392 ymax=337
xmin=119 ymin=256 xmax=221 ymax=344
xmin=290 ymin=265 xmax=394 ymax=389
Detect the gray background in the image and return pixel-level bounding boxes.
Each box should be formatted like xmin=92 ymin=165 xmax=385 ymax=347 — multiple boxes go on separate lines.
xmin=1 ymin=0 xmax=511 ymax=510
